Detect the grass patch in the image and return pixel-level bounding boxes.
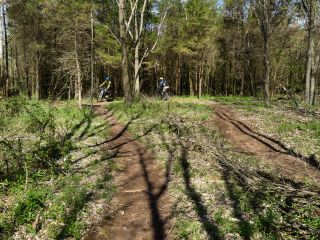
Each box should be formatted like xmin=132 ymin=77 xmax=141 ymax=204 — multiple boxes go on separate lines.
xmin=0 ymin=97 xmax=115 ymax=239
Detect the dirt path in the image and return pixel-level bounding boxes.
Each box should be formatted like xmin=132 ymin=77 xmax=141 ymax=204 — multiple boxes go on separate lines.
xmin=84 ymin=105 xmax=171 ymax=240
xmin=213 ymin=103 xmax=320 ymax=184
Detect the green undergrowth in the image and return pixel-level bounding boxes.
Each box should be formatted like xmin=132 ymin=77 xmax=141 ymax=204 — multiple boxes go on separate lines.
xmin=0 ymin=97 xmax=115 ymax=239
xmin=107 ymin=97 xmax=320 ymax=240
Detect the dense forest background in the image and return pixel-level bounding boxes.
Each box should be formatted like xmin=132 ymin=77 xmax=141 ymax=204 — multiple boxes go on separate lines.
xmin=0 ymin=0 xmax=319 ymax=106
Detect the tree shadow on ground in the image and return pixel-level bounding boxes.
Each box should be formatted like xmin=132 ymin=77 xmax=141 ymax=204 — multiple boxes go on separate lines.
xmin=217 ymin=152 xmax=320 ymax=239
xmin=179 ymin=144 xmax=222 ymax=240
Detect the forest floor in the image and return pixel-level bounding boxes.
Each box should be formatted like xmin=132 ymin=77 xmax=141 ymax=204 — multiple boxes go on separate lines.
xmin=1 ymin=96 xmax=319 ymax=240
xmin=84 ymin=97 xmax=320 ymax=240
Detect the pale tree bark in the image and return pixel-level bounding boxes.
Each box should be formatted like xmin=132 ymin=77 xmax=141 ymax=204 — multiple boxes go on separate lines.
xmin=119 ymin=0 xmax=132 ymax=104
xmin=198 ymin=66 xmax=203 ymax=99
xmin=132 ymin=0 xmax=168 ymax=97
xmin=302 ymin=0 xmax=319 ymax=105
xmin=90 ymin=4 xmax=95 ymax=107
xmin=74 ymin=28 xmax=82 ymax=109
xmin=117 ymin=0 xmax=168 ymax=99
xmin=133 ymin=0 xmax=147 ymax=97
xmin=309 ymin=50 xmax=319 ymax=104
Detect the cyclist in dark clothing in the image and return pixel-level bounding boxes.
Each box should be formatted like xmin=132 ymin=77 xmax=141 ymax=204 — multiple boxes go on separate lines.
xmin=158 ymin=77 xmax=169 ymax=100
xmin=159 ymin=77 xmax=167 ymax=91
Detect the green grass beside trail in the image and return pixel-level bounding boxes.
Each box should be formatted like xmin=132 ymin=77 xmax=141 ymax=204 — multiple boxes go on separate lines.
xmin=0 ymin=97 xmax=115 ymax=240
xmin=107 ymin=97 xmax=320 ymax=240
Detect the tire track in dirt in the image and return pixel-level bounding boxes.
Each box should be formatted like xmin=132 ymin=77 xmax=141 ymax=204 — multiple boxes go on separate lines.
xmin=84 ymin=105 xmax=172 ymax=240
xmin=213 ymin=103 xmax=320 ymax=184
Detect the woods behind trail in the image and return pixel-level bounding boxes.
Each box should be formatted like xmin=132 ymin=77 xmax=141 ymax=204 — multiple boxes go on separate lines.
xmin=0 ymin=0 xmax=319 ymax=105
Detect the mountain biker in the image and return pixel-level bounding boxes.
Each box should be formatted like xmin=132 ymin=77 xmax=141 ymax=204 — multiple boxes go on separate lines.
xmin=159 ymin=77 xmax=167 ymax=92
xmin=99 ymin=76 xmax=111 ymax=99
xmin=158 ymin=77 xmax=169 ymax=100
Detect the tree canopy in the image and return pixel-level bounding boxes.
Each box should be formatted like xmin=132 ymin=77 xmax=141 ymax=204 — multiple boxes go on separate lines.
xmin=0 ymin=0 xmax=319 ymax=105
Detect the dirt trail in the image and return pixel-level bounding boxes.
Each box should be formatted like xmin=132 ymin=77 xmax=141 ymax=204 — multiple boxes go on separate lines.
xmin=213 ymin=103 xmax=320 ymax=184
xmin=84 ymin=105 xmax=171 ymax=240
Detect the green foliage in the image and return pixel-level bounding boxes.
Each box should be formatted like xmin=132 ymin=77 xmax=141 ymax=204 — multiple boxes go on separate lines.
xmin=47 ymin=176 xmax=88 ymax=239
xmin=23 ymin=102 xmax=56 ymax=134
xmin=175 ymin=219 xmax=205 ymax=239
xmin=0 ymin=98 xmax=115 ymax=239
xmin=13 ymin=188 xmax=49 ymax=225
xmin=108 ymin=98 xmax=212 ymax=123
xmin=276 ymin=120 xmax=320 ymax=139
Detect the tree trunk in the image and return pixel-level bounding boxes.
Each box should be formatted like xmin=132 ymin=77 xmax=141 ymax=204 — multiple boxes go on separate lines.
xmin=189 ymin=68 xmax=194 ymax=96
xmin=90 ymin=5 xmax=95 ymax=106
xmin=119 ymin=0 xmax=132 ymax=104
xmin=15 ymin=45 xmax=20 ymax=86
xmin=74 ymin=29 xmax=82 ymax=109
xmin=35 ymin=52 xmax=40 ymax=100
xmin=198 ymin=66 xmax=203 ymax=99
xmin=260 ymin=0 xmax=270 ymax=106
xmin=303 ymin=0 xmax=318 ymax=105
xmin=263 ymin=34 xmax=270 ymax=106
xmin=134 ymin=41 xmax=140 ymax=97
xmin=176 ymin=56 xmax=181 ymax=95
xmin=305 ymin=38 xmax=312 ymax=103
xmin=305 ymin=6 xmax=314 ymax=104
xmin=2 ymin=4 xmax=9 ymax=98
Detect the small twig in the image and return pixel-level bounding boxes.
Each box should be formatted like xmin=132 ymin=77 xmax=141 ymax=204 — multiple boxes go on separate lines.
xmin=24 ymin=160 xmax=28 ymax=190
xmin=167 ymin=219 xmax=177 ymax=237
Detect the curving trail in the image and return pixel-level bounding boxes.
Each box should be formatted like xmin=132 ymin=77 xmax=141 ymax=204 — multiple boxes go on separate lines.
xmin=84 ymin=105 xmax=171 ymax=240
xmin=213 ymin=103 xmax=320 ymax=184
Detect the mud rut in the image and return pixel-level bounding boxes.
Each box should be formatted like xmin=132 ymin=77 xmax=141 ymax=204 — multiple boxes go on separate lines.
xmin=213 ymin=103 xmax=320 ymax=184
xmin=85 ymin=102 xmax=320 ymax=240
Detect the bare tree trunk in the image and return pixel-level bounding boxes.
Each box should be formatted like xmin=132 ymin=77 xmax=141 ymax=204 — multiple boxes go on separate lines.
xmin=189 ymin=67 xmax=194 ymax=96
xmin=310 ymin=71 xmax=316 ymax=104
xmin=305 ymin=37 xmax=312 ymax=103
xmin=119 ymin=0 xmax=132 ymax=104
xmin=176 ymin=56 xmax=181 ymax=95
xmin=254 ymin=0 xmax=270 ymax=106
xmin=304 ymin=0 xmax=314 ymax=104
xmin=15 ymin=45 xmax=20 ymax=86
xmin=2 ymin=4 xmax=9 ymax=97
xmin=35 ymin=52 xmax=40 ymax=99
xmin=23 ymin=45 xmax=31 ymax=98
xmin=240 ymin=68 xmax=245 ymax=96
xmin=198 ymin=65 xmax=203 ymax=99
xmin=32 ymin=69 xmax=35 ymax=97
xmin=134 ymin=40 xmax=140 ymax=97
xmin=262 ymin=32 xmax=270 ymax=106
xmin=133 ymin=0 xmax=148 ymax=98
xmin=310 ymin=53 xmax=319 ymax=104
xmin=74 ymin=29 xmax=82 ymax=109
xmin=90 ymin=5 xmax=95 ymax=106
xmin=302 ymin=0 xmax=319 ymax=105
